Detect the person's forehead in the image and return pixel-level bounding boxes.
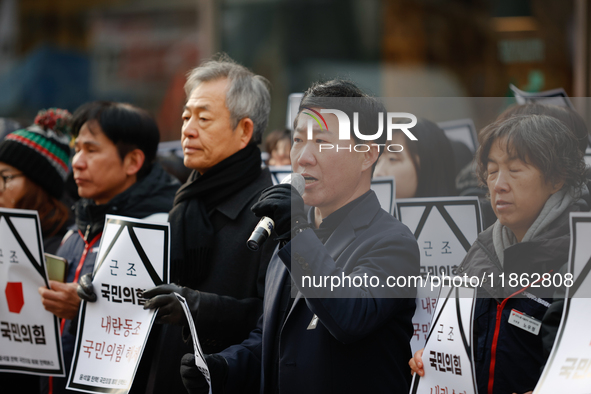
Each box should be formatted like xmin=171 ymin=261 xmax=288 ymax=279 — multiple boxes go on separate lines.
xmin=185 ymin=79 xmax=229 ymax=110
xmin=76 ymin=121 xmax=112 ymax=146
xmin=294 ymin=112 xmax=337 ymax=136
xmin=276 ymin=138 xmax=290 ymax=149
xmin=0 ymin=161 xmax=18 ymax=173
xmin=488 ymin=138 xmax=521 ymax=162
xmin=390 ymin=132 xmax=409 ymax=144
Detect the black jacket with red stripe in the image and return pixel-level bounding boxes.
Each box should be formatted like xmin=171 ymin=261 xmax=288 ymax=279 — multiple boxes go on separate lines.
xmin=41 ymin=163 xmax=178 ymax=394
xmin=456 ymin=194 xmax=588 ymax=394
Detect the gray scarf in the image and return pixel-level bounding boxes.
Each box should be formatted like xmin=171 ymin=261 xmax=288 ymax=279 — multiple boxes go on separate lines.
xmin=492 ymin=186 xmax=580 ymax=267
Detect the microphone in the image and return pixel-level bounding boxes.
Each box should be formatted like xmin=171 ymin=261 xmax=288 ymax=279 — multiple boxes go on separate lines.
xmin=247 ymin=173 xmax=305 ymax=251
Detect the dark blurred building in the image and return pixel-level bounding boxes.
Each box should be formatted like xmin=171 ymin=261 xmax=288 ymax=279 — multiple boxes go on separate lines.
xmin=1 ymin=0 xmax=590 ymax=139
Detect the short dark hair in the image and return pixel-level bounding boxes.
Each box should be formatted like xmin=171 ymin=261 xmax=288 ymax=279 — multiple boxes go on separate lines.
xmin=71 ymin=101 xmax=160 ymax=178
xmin=476 ymin=114 xmax=587 ymax=193
xmin=394 ymin=117 xmax=457 ymax=197
xmin=296 ymin=79 xmax=387 ymax=173
xmin=498 ymin=103 xmax=590 ymax=153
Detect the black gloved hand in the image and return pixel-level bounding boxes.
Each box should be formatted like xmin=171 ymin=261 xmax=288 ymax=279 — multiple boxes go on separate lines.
xmin=142 ymin=284 xmax=200 ymax=325
xmin=251 ymin=183 xmax=307 ymax=240
xmin=77 ymin=273 xmax=97 ymax=302
xmin=181 ymin=353 xmax=228 ymax=394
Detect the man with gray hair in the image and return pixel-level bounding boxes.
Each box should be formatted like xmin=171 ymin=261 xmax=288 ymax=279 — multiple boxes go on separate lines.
xmin=137 ymin=55 xmax=277 ymax=393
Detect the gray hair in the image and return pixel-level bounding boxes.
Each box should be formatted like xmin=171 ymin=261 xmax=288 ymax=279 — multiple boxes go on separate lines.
xmin=476 ymin=114 xmax=587 ymax=192
xmin=184 ymin=54 xmax=271 ymax=144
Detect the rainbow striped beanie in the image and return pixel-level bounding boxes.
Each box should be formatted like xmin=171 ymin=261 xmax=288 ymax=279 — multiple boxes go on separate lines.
xmin=0 ymin=108 xmax=72 ymax=198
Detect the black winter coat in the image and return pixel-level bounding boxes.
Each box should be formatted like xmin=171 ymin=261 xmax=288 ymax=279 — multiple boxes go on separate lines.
xmin=457 ymin=194 xmax=589 ymax=394
xmin=219 ymin=191 xmax=420 ymax=394
xmin=41 ymin=163 xmax=179 ymax=394
xmin=133 ymin=167 xmax=277 ymax=394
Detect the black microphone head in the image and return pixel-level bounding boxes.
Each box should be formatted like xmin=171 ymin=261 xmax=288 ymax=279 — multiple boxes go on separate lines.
xmin=281 ymin=173 xmax=305 ymax=195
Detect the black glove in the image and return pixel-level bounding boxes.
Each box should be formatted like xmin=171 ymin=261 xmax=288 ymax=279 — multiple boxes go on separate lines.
xmin=77 ymin=273 xmax=97 ymax=302
xmin=142 ymin=284 xmax=200 ymax=325
xmin=181 ymin=353 xmax=228 ymax=394
xmin=251 ymin=183 xmax=308 ymax=240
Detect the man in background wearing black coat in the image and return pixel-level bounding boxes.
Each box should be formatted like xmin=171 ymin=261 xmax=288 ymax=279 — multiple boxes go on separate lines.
xmin=136 ymin=55 xmax=278 ymax=394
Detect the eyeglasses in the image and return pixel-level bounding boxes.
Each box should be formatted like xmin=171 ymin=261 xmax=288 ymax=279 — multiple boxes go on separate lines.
xmin=0 ymin=173 xmax=24 ymax=192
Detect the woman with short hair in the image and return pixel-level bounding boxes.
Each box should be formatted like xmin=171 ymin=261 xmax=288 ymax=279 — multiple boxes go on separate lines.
xmin=410 ymin=114 xmax=589 ymax=394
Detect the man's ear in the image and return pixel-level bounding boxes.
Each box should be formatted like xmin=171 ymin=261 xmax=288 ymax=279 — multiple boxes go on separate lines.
xmin=361 ymin=144 xmax=380 ymax=173
xmin=123 ymin=148 xmax=146 ymax=177
xmin=236 ymin=117 xmax=254 ymax=149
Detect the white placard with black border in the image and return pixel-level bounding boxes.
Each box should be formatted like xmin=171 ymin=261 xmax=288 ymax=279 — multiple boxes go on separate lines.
xmin=436 ymin=118 xmax=479 ymax=153
xmin=510 ymin=84 xmax=574 ymax=109
xmin=0 ymin=208 xmax=65 ymax=376
xmin=371 ymin=176 xmax=396 ymax=215
xmin=396 ymin=197 xmax=483 ymax=354
xmin=410 ymin=285 xmax=478 ymax=394
xmin=534 ymin=212 xmax=591 ymax=394
xmin=67 ymin=215 xmax=169 ymax=393
xmin=286 ymin=93 xmax=304 ymax=129
xmin=269 ymin=165 xmax=293 ymax=185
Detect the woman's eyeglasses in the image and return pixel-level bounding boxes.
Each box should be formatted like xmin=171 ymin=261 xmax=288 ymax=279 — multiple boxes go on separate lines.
xmin=0 ymin=173 xmax=24 ymax=191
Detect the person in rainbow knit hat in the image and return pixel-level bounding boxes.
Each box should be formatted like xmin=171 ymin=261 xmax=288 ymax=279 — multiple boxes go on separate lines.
xmin=0 ymin=108 xmax=73 ymax=253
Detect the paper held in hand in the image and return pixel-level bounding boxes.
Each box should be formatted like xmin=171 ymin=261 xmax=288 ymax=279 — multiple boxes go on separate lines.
xmin=175 ymin=293 xmax=212 ymax=394
xmin=67 ymin=215 xmax=170 ymax=394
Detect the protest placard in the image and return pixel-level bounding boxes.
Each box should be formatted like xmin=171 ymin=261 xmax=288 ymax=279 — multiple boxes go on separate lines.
xmin=371 ymin=176 xmax=396 ymax=215
xmin=437 ymin=118 xmax=478 ymax=153
xmin=410 ymin=285 xmax=477 ymax=394
xmin=67 ymin=215 xmax=169 ymax=393
xmin=533 ymin=212 xmax=591 ymax=394
xmin=269 ymin=165 xmax=293 ymax=185
xmin=0 ymin=208 xmax=65 ymax=376
xmin=286 ymin=93 xmax=304 ymax=129
xmin=510 ymin=84 xmax=574 ymax=109
xmin=396 ymin=197 xmax=483 ymax=354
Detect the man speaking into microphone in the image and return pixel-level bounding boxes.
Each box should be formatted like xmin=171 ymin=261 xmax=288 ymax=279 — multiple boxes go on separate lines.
xmin=181 ymin=79 xmax=420 ymax=394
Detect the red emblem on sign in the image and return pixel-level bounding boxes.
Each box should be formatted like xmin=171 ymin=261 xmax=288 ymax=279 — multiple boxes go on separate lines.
xmin=5 ymin=282 xmax=24 ymax=313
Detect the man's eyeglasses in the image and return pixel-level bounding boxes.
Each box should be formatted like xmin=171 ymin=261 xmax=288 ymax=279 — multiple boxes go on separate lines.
xmin=0 ymin=173 xmax=24 ymax=191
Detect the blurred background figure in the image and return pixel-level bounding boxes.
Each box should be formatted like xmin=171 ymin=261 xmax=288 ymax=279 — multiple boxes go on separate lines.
xmin=264 ymin=128 xmax=291 ymax=166
xmin=157 ymin=151 xmax=192 ymax=184
xmin=0 ymin=108 xmax=73 ymax=253
xmin=0 ymin=118 xmax=21 ymax=140
xmin=374 ymin=117 xmax=457 ymax=198
xmin=0 ymin=108 xmax=72 ymax=394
